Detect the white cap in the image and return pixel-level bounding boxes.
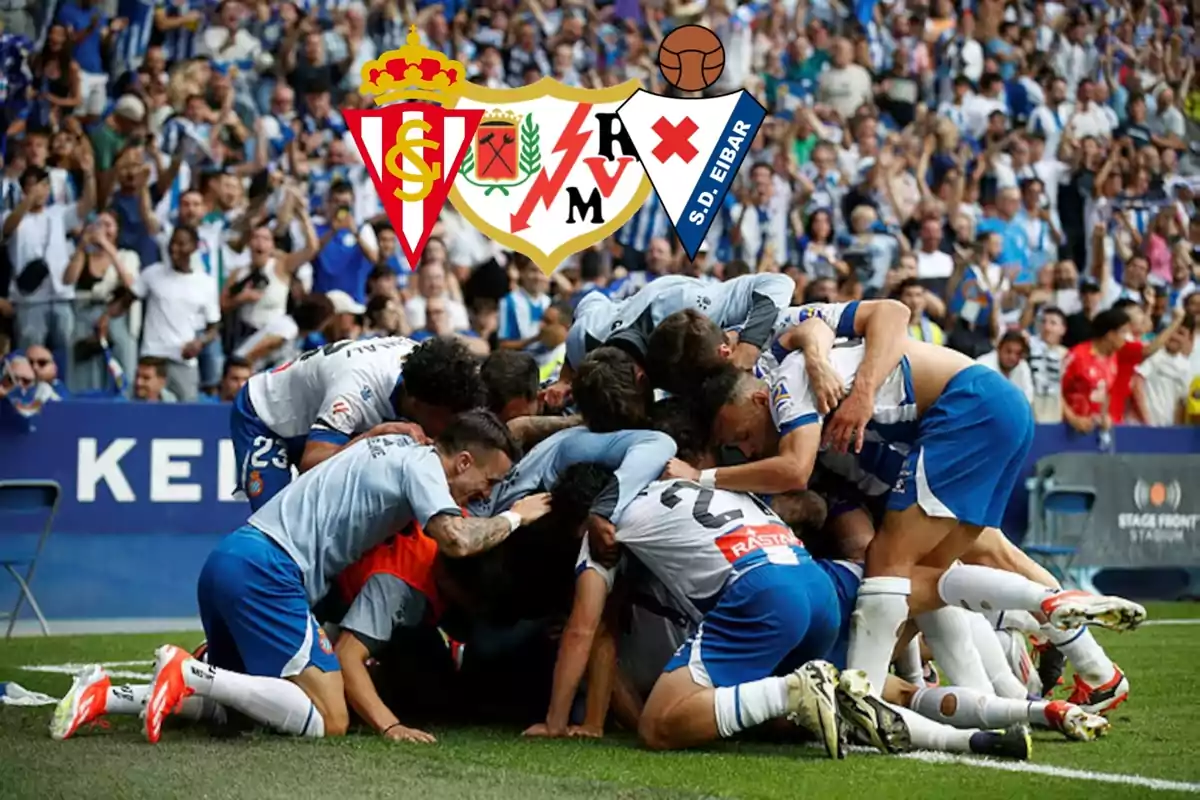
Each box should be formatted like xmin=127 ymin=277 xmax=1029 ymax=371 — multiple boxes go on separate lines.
xmin=326 ymin=290 xmax=365 ymax=316
xmin=113 ymin=95 xmax=146 ymax=123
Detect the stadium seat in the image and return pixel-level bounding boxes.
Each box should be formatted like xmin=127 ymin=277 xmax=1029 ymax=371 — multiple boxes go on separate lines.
xmin=1024 ymin=460 xmax=1100 ymax=594
xmin=0 ymin=481 xmax=61 ymax=638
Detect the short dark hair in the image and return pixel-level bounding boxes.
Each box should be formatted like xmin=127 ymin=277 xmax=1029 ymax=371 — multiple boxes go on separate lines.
xmin=19 ymin=166 xmax=48 ymax=188
xmin=1091 ymin=308 xmax=1130 ymax=339
xmin=770 ymin=491 xmax=829 ymax=539
xmin=649 ymin=397 xmax=710 ymax=465
xmin=480 ymin=350 xmax=539 ymax=414
xmin=223 ymin=356 xmax=251 ymax=377
xmin=436 ymin=409 xmax=522 ymax=463
xmin=1040 ymin=306 xmax=1066 ymax=324
xmin=293 ymin=293 xmax=335 ymax=332
xmin=574 ymin=346 xmax=651 ymax=433
xmin=328 ymin=180 xmax=354 ymax=198
xmin=171 ymin=224 xmax=199 ymax=246
xmin=696 ymin=365 xmax=748 ymax=427
xmin=997 ymin=329 xmax=1028 ymax=355
xmin=893 ymin=277 xmax=923 ymax=297
xmin=550 ymin=462 xmax=615 ymax=529
xmin=137 ymin=356 xmax=168 ymax=378
xmin=1112 ymin=298 xmax=1142 ymax=314
xmin=401 ymin=336 xmax=487 ymax=412
xmin=646 ymin=310 xmax=727 ymax=395
xmin=364 ymin=295 xmax=393 ymax=327
xmin=368 ymin=265 xmax=395 ymax=286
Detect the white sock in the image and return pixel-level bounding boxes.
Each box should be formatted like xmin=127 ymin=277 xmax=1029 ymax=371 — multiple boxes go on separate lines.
xmin=915 ymin=607 xmax=992 ymax=693
xmin=996 ymin=610 xmax=1043 ymax=634
xmin=895 ymin=636 xmax=924 ymax=686
xmin=912 ymin=686 xmax=1046 ymax=729
xmin=890 ymin=701 xmax=975 ymax=752
xmin=177 ymin=696 xmax=228 ymax=724
xmin=1046 ymin=627 xmax=1115 ymax=686
xmin=966 ymin=612 xmax=1029 ymax=699
xmin=713 ymin=676 xmax=790 ymax=738
xmin=938 ymin=564 xmax=1057 ymax=615
xmin=106 ymin=684 xmax=149 ymax=715
xmin=847 ymin=576 xmax=911 ymax=696
xmin=184 ymin=660 xmax=324 ymax=737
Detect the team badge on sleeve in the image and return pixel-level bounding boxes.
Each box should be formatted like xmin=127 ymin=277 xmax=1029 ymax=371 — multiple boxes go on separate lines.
xmin=770 ymin=380 xmax=793 ymax=418
xmin=446 ymin=79 xmax=652 ymax=275
xmin=615 ymin=27 xmax=765 ymax=261
xmin=247 ymin=471 xmax=264 ymax=498
xmin=344 ymin=26 xmax=484 ymax=267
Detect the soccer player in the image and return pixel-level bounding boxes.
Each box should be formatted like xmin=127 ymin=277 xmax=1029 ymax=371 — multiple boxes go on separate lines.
xmin=230 ymin=335 xmax=485 ymax=510
xmin=480 ymin=349 xmax=581 ymax=447
xmin=690 ymin=301 xmax=1132 ymax=713
xmin=544 ymin=273 xmax=794 ymax=405
xmin=140 ymin=411 xmax=548 ymax=744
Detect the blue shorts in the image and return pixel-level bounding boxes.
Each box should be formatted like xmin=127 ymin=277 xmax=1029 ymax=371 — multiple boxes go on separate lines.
xmin=663 ymin=556 xmax=841 ymax=688
xmin=815 ymin=559 xmax=863 ymax=671
xmin=887 ymin=365 xmax=1034 ymax=529
xmin=196 ymin=525 xmax=340 ymax=678
xmin=230 ymin=386 xmax=304 ymax=511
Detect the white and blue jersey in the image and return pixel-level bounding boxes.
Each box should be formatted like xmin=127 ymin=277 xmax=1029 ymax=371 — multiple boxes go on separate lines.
xmin=498 ymin=288 xmax=549 ymax=343
xmin=198 ymin=436 xmax=461 ymax=680
xmin=158 ymin=0 xmax=206 ymax=61
xmin=614 ymin=190 xmax=670 ymax=254
xmin=476 ymin=427 xmax=677 ymax=522
xmin=579 ymin=481 xmax=842 ymax=687
xmin=115 ymin=0 xmax=156 ymax=72
xmin=231 ymin=336 xmax=419 ymax=510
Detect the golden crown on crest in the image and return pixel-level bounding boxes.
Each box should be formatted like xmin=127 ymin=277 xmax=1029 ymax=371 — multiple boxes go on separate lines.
xmin=479 ymin=109 xmax=521 ymax=127
xmin=358 ymin=26 xmax=465 ymax=105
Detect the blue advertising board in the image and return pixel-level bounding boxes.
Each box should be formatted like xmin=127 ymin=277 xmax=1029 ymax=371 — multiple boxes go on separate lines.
xmin=2 ymin=402 xmax=1199 ymax=623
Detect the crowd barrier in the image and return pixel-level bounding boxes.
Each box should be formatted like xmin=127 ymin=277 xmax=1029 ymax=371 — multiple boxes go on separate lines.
xmin=1 ymin=402 xmax=1198 ymax=624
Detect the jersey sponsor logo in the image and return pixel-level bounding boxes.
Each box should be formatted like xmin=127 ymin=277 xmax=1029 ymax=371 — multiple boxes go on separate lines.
xmin=344 ymin=27 xmax=484 ymax=268
xmin=361 ymin=385 xmax=373 ymax=403
xmin=445 ymin=79 xmax=651 ymax=275
xmin=614 ymin=28 xmax=765 ymax=260
xmin=714 ymin=523 xmax=800 ymax=564
xmin=330 ymin=397 xmax=352 ymax=417
xmin=246 ymin=470 xmax=264 ymax=498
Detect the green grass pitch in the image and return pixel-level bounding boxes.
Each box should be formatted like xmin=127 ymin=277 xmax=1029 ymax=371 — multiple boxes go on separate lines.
xmin=1 ymin=602 xmax=1198 ymax=800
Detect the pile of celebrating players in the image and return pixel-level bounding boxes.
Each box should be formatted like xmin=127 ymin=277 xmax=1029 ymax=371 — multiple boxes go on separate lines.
xmin=49 ymin=276 xmax=1145 ymax=759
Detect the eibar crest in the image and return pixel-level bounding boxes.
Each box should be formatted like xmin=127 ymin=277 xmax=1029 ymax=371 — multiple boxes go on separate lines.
xmin=616 ymin=28 xmax=766 ymax=261
xmin=343 ymin=26 xmax=483 ymax=267
xmin=445 ymin=79 xmax=652 ymax=276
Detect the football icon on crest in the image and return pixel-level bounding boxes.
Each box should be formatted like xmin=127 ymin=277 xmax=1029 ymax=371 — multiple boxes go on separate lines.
xmin=616 ymin=25 xmax=765 ymax=261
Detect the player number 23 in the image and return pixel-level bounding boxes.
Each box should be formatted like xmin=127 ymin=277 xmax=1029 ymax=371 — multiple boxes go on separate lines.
xmin=250 ymin=436 xmax=289 ymax=470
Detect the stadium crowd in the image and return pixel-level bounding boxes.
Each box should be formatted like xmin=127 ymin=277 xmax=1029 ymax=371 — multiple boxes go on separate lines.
xmin=0 ymin=0 xmax=1198 ymax=430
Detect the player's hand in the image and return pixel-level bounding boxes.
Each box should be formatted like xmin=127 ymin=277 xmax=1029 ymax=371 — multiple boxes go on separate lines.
xmin=383 ymin=724 xmax=437 ymax=744
xmin=522 ymin=722 xmax=566 ymax=738
xmin=586 ymin=514 xmax=619 ymax=568
xmin=663 ymin=458 xmax=700 ymax=482
xmin=566 ymin=724 xmax=603 ymax=739
xmin=539 ymin=380 xmax=571 ymax=409
xmin=823 ymin=389 xmax=872 ymax=454
xmin=806 ymin=358 xmax=845 ymax=416
xmin=512 ymin=492 xmax=551 ymax=526
xmin=370 ymin=421 xmax=430 ymax=443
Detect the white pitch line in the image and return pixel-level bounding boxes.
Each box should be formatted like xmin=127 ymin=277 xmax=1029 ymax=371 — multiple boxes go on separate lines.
xmin=1140 ymin=619 xmax=1200 ymax=626
xmin=20 ymin=661 xmax=154 ymax=681
xmin=902 ymin=751 xmax=1200 ymax=794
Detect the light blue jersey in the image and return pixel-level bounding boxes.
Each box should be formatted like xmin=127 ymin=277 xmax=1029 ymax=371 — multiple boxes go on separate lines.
xmin=566 ymin=274 xmax=794 ymax=366
xmin=477 ymin=427 xmax=677 ymax=523
xmin=566 ymin=291 xmax=620 ymax=369
xmin=248 ymin=435 xmax=460 ymax=605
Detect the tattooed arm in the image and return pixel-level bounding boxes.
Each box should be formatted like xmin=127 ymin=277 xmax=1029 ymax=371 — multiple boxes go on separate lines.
xmin=507 ymin=414 xmax=582 ymax=448
xmin=423 ymin=493 xmax=551 ymax=558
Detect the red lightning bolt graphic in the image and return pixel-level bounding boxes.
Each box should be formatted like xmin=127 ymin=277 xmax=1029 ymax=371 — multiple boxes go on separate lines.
xmin=509 ymin=103 xmax=593 ymax=234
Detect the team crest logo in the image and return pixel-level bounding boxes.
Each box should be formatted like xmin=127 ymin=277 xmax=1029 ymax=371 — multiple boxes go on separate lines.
xmin=317 ymin=627 xmax=334 ymax=655
xmin=446 ymin=79 xmax=652 ymax=275
xmin=247 ymin=470 xmax=264 ymax=499
xmin=770 ymin=381 xmax=791 ymax=416
xmin=616 ymin=26 xmax=765 ymax=260
xmin=344 ymin=27 xmax=484 ymax=267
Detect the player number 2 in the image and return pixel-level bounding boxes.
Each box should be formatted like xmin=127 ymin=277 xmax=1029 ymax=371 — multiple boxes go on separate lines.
xmin=659 ymin=480 xmax=743 ymax=529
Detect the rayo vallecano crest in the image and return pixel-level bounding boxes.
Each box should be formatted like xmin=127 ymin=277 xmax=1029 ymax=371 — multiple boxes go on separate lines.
xmin=344 ymin=27 xmax=483 ymax=267
xmin=446 ymin=80 xmax=651 ymax=275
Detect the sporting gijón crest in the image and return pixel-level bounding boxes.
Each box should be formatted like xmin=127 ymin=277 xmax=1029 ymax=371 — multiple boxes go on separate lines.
xmin=344 ymin=104 xmax=482 ymax=267
xmin=447 ymin=79 xmax=651 ymax=275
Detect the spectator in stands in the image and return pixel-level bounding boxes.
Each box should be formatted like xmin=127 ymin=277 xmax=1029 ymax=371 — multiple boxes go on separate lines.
xmin=1062 ymin=308 xmax=1130 ymax=435
xmin=213 ymin=356 xmax=252 ymax=404
xmin=405 ymin=258 xmax=470 ymax=332
xmin=310 ymin=181 xmax=376 ymax=304
xmin=1065 ymin=279 xmax=1105 ymax=348
xmin=411 ymin=296 xmax=488 ymax=356
xmin=324 ymin=290 xmax=364 ymax=343
xmin=124 ymin=225 xmax=220 ymax=402
xmin=978 ymin=330 xmax=1035 ymax=405
xmin=895 ymin=277 xmax=945 ymax=345
xmin=498 ymin=257 xmax=551 ymax=355
xmin=363 ymin=295 xmax=406 ymax=338
xmin=1134 ymin=317 xmax=1196 ymax=427
xmin=24 ymin=343 xmax=68 ymax=398
xmin=1029 ymin=307 xmax=1069 ymax=423
xmin=1 ymin=352 xmax=60 ymax=423
xmin=133 ymin=356 xmax=176 ymax=403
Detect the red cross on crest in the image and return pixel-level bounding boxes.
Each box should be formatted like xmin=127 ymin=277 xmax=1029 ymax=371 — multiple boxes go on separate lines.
xmin=650 ymin=116 xmax=699 ymax=163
